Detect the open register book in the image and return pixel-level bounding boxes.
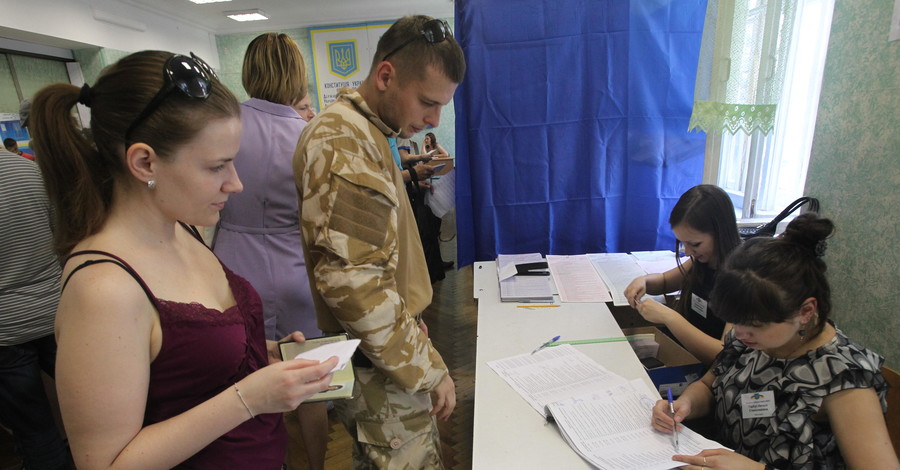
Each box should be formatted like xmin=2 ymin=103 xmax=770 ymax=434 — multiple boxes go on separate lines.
xmin=488 ymin=345 xmax=727 ymax=469
xmin=279 ymin=334 xmax=357 ymax=402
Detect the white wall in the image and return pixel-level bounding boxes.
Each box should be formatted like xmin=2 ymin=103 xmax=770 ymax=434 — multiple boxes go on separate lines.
xmin=0 ymin=0 xmax=220 ymax=67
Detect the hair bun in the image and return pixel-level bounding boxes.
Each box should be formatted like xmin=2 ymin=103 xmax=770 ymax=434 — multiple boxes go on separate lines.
xmin=782 ymin=213 xmax=833 ymax=257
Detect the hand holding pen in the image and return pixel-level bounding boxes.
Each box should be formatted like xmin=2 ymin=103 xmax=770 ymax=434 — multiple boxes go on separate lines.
xmin=667 ymin=387 xmax=679 ymax=453
xmin=651 ymin=393 xmax=690 ymax=447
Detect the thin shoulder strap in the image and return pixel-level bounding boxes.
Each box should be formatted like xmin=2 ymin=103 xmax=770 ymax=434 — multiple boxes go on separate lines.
xmin=63 ymin=250 xmax=156 ymax=305
xmin=178 ymin=221 xmax=205 ymax=245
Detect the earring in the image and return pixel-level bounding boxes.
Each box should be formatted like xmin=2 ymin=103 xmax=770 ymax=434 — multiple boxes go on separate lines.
xmin=147 ymin=179 xmax=156 ymax=190
xmin=798 ymin=326 xmax=806 ymax=341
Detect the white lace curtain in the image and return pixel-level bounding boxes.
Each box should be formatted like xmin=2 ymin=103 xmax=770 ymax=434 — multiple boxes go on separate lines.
xmin=688 ymin=0 xmax=798 ymax=135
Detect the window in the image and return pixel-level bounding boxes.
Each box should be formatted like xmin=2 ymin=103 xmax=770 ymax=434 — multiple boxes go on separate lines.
xmin=701 ymin=0 xmax=835 ymax=220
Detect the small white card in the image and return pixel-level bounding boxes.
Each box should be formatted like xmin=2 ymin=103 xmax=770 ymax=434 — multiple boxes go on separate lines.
xmin=741 ymin=390 xmax=776 ymax=419
xmin=691 ymin=295 xmax=709 ymax=318
xmin=294 ymin=339 xmax=361 ymax=373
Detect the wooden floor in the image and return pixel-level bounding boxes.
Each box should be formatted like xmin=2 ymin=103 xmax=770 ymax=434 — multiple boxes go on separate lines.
xmin=0 ymin=222 xmax=477 ymax=470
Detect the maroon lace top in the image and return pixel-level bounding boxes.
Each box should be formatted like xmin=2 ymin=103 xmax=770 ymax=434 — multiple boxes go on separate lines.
xmin=65 ymin=243 xmax=287 ymax=468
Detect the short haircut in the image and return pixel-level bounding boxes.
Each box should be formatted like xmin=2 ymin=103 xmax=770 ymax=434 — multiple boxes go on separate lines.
xmin=3 ymin=138 xmax=15 ymax=147
xmin=372 ymin=15 xmax=466 ymax=84
xmin=242 ymin=33 xmax=308 ymax=106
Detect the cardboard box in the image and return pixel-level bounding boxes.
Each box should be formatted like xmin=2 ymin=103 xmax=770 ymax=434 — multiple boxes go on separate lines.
xmin=622 ymin=326 xmax=705 ymax=398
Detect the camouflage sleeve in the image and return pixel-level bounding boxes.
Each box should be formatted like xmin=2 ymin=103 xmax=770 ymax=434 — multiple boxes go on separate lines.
xmin=299 ymin=136 xmax=448 ymax=395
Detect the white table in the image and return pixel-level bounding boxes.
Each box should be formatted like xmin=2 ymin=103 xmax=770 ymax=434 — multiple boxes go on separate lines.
xmin=471 ymin=261 xmax=655 ymax=469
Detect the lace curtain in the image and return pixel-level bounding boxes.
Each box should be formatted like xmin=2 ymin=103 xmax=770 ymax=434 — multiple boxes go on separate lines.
xmin=689 ymin=0 xmax=798 ymax=135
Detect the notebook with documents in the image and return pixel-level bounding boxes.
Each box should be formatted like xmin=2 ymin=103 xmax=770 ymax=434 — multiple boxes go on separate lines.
xmin=496 ymin=253 xmax=555 ymax=303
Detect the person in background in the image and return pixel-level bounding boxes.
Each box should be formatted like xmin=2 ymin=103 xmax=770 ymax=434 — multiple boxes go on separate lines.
xmin=292 ymin=94 xmax=317 ymax=122
xmin=30 ymin=50 xmax=337 ymax=469
xmin=4 ymin=138 xmax=35 ymax=160
xmin=422 ymin=131 xmax=448 ymax=157
xmin=624 ymin=184 xmax=741 ymax=365
xmin=652 ymin=214 xmax=899 ymax=469
xmin=294 ymin=15 xmax=465 ymax=468
xmin=212 ymin=33 xmax=330 ymax=470
xmin=0 ymin=148 xmax=71 ymax=469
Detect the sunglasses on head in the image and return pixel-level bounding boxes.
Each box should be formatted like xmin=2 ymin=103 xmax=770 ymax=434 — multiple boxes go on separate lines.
xmin=125 ymin=52 xmax=217 ymax=144
xmin=381 ymin=19 xmax=453 ymax=62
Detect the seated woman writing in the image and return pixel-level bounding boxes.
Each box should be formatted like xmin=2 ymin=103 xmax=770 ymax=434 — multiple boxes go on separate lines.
xmin=625 ymin=185 xmax=741 ymax=365
xmin=651 ymin=214 xmax=898 ymax=469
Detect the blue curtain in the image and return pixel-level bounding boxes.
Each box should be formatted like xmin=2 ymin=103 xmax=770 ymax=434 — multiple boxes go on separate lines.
xmin=454 ymin=0 xmax=708 ymax=266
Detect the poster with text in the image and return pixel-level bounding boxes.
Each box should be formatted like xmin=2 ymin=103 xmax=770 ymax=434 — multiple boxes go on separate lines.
xmin=310 ymin=22 xmax=392 ymax=109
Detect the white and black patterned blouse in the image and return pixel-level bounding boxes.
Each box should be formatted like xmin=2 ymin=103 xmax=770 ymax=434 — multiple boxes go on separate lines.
xmin=711 ymin=324 xmax=887 ymax=469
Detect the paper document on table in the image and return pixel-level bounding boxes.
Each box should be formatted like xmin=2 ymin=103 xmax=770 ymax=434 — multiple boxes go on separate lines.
xmin=546 ymin=255 xmax=612 ymax=302
xmin=487 ymin=344 xmax=627 ymax=418
xmin=587 ymin=253 xmax=652 ymax=306
xmin=547 ymin=380 xmax=730 ymax=470
xmin=631 ymin=251 xmax=681 ymax=277
xmin=496 ymin=253 xmax=554 ymax=303
xmin=425 ymin=169 xmax=455 ymax=218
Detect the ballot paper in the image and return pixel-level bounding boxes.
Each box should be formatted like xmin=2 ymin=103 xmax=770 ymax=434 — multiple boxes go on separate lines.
xmin=293 ymin=339 xmax=361 ymax=373
xmin=487 ymin=344 xmax=627 ymax=418
xmin=587 ymin=253 xmax=650 ymax=306
xmin=546 ymin=254 xmax=612 ymax=302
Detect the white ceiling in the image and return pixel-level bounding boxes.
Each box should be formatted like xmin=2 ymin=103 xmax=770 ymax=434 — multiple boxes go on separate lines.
xmin=122 ymin=0 xmax=456 ymax=35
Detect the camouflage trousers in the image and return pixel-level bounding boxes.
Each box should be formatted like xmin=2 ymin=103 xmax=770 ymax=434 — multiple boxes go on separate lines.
xmin=333 ymin=367 xmax=443 ymax=469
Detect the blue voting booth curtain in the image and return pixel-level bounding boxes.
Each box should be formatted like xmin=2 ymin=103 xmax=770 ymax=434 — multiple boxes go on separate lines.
xmin=454 ymin=0 xmax=708 ymax=266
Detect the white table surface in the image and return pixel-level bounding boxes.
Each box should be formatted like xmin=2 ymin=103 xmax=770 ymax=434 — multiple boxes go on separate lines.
xmin=471 ymin=261 xmax=655 ymax=469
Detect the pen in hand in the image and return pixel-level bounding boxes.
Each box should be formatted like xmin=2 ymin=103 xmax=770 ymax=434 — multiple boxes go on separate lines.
xmin=531 ymin=335 xmax=560 ymax=355
xmin=667 ymin=387 xmax=679 ymax=453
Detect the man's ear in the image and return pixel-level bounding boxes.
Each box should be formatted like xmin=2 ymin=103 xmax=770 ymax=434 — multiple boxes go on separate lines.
xmin=126 ymin=142 xmax=158 ymax=186
xmin=373 ymin=60 xmax=397 ymax=92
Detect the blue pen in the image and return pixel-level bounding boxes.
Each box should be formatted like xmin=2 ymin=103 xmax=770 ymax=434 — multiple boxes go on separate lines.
xmin=667 ymin=387 xmax=679 ymax=452
xmin=531 ymin=335 xmax=560 ymax=355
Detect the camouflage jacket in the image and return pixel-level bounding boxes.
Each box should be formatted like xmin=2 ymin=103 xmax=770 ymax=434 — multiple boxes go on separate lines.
xmin=293 ymin=88 xmax=448 ymax=395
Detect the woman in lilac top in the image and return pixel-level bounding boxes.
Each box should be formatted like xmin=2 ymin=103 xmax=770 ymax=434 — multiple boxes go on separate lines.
xmin=212 ymin=33 xmax=330 ymax=469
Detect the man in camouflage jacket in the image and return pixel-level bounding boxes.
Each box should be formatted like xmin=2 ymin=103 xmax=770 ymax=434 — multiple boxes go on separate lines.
xmin=293 ymin=15 xmax=466 ymax=469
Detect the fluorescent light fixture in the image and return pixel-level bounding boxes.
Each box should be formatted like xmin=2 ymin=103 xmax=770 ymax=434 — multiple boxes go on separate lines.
xmin=189 ymin=0 xmax=231 ymax=4
xmin=224 ymin=9 xmax=269 ymax=21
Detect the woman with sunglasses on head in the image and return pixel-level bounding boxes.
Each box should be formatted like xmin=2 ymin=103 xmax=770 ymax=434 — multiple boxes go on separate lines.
xmin=652 ymin=214 xmax=898 ymax=469
xmin=211 ymin=33 xmax=329 ymax=470
xmin=624 ymin=184 xmax=741 ymax=365
xmin=30 ymin=50 xmax=338 ymax=469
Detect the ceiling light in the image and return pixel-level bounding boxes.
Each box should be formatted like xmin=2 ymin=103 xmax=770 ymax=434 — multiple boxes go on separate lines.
xmin=189 ymin=0 xmax=231 ymax=4
xmin=224 ymin=9 xmax=269 ymax=21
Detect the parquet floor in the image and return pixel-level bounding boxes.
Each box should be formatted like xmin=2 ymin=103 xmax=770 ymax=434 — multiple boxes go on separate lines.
xmin=0 ymin=219 xmax=476 ymax=470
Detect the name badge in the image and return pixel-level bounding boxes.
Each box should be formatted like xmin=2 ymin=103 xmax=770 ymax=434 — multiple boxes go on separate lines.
xmin=691 ymin=295 xmax=709 ymax=318
xmin=741 ymin=390 xmax=776 ymax=419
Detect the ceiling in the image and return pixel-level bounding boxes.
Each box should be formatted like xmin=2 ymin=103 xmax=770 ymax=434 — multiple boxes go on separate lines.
xmin=123 ymin=0 xmax=456 ymax=35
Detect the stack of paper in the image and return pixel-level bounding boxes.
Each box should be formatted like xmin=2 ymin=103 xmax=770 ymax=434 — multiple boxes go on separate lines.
xmin=496 ymin=253 xmax=554 ymax=303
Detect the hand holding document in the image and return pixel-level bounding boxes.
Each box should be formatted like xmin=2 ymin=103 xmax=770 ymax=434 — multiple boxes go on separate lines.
xmin=293 ymin=339 xmax=360 ymax=373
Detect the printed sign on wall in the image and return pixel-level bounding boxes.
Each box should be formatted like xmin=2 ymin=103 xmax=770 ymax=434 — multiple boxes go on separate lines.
xmin=310 ymin=22 xmax=392 ymax=109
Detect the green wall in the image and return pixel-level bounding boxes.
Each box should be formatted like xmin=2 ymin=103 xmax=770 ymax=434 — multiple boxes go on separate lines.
xmin=0 ymin=53 xmax=70 ymax=114
xmin=805 ymin=0 xmax=900 ymax=366
xmin=214 ymin=18 xmax=458 ymax=157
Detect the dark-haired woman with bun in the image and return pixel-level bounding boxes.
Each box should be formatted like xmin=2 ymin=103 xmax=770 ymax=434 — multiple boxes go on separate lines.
xmin=625 ymin=184 xmax=742 ymax=365
xmin=651 ymin=214 xmax=899 ymax=469
xmin=30 ymin=50 xmax=338 ymax=469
